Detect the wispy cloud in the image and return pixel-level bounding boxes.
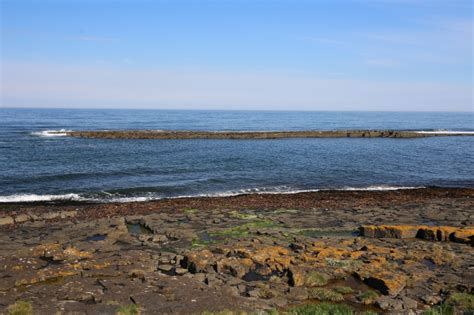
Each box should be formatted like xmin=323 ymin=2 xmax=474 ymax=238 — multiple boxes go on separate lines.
xmin=365 ymin=58 xmax=400 ymax=67
xmin=68 ymin=36 xmax=118 ymax=42
xmin=299 ymin=36 xmax=347 ymax=46
xmin=356 ymin=32 xmax=421 ymax=46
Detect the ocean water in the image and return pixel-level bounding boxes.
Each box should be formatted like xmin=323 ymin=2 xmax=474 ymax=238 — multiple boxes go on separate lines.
xmin=0 ymin=108 xmax=473 ymax=203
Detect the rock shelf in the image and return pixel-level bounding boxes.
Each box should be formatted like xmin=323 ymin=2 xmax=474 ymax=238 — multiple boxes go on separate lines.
xmin=58 ymin=130 xmax=474 ymax=140
xmin=0 ymin=188 xmax=473 ymax=314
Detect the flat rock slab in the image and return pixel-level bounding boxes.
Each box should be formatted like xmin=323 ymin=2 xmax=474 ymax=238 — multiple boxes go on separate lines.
xmin=61 ymin=129 xmax=474 ymax=140
xmin=360 ymin=225 xmax=474 ymax=245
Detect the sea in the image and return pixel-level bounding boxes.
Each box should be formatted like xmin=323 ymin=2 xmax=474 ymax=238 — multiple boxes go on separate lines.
xmin=0 ymin=108 xmax=473 ymax=203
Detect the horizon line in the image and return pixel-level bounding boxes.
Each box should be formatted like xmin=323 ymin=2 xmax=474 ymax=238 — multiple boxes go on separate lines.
xmin=1 ymin=106 xmax=473 ymax=113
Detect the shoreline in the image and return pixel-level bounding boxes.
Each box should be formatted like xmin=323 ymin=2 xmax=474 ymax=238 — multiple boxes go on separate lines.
xmin=1 ymin=187 xmax=472 ymax=223
xmin=53 ymin=129 xmax=474 ymax=139
xmin=0 ymin=185 xmax=429 ymax=205
xmin=1 ymin=187 xmax=473 ymax=314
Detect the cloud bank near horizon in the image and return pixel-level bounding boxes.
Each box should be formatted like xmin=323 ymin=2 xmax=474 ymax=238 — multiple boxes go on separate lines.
xmin=1 ymin=62 xmax=472 ymax=111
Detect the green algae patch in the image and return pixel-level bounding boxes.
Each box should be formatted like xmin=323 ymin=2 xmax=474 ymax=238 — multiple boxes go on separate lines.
xmin=446 ymin=292 xmax=474 ymax=311
xmin=308 ymin=288 xmax=344 ymax=302
xmin=229 ymin=210 xmax=258 ymax=220
xmin=287 ymin=302 xmax=353 ymax=315
xmin=357 ymin=290 xmax=380 ymax=305
xmin=183 ymin=208 xmax=199 ymax=214
xmin=191 ymin=219 xmax=283 ymax=248
xmin=209 ymin=220 xmax=281 ymax=239
xmin=305 ymin=271 xmax=328 ymax=287
xmin=117 ymin=303 xmax=141 ymax=315
xmin=334 ymin=286 xmax=354 ymax=295
xmin=422 ymin=304 xmax=454 ymax=315
xmin=7 ymin=301 xmax=33 ymax=315
xmin=325 ymin=258 xmax=362 ymax=270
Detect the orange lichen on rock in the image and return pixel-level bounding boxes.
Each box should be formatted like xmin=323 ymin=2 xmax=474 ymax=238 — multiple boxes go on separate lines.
xmin=288 ymin=267 xmax=306 ymax=286
xmin=32 ymin=243 xmax=62 ymax=257
xmin=355 ymin=269 xmax=407 ymax=296
xmin=216 ymin=257 xmax=253 ymax=278
xmin=32 ymin=243 xmax=93 ymax=262
xmin=15 ymin=268 xmax=79 ymax=287
xmin=250 ymin=246 xmax=293 ymax=271
xmin=81 ymin=261 xmax=112 ymax=270
xmin=313 ymin=246 xmax=349 ymax=260
xmin=183 ymin=249 xmax=215 ymax=273
xmin=451 ymin=229 xmax=474 ymax=244
xmin=62 ymin=247 xmax=93 ymax=259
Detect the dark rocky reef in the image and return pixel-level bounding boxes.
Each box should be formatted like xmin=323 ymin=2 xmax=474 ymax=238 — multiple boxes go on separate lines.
xmin=61 ymin=130 xmax=474 ymax=140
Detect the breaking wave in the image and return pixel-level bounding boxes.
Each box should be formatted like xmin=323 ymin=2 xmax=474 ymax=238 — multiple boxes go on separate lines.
xmin=0 ymin=193 xmax=84 ymax=203
xmin=338 ymin=185 xmax=424 ymax=191
xmin=0 ymin=185 xmax=427 ymax=203
xmin=414 ymin=130 xmax=474 ymax=135
xmin=31 ymin=129 xmax=71 ymax=137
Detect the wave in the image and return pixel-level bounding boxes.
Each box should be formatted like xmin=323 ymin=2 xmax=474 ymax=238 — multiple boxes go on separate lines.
xmin=31 ymin=129 xmax=71 ymax=137
xmin=414 ymin=130 xmax=474 ymax=135
xmin=337 ymin=185 xmax=424 ymax=191
xmin=197 ymin=186 xmax=321 ymax=197
xmin=0 ymin=185 xmax=428 ymax=203
xmin=0 ymin=193 xmax=84 ymax=203
xmin=204 ymin=185 xmax=425 ymax=196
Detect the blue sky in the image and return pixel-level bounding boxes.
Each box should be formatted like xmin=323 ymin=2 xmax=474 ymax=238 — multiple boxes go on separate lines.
xmin=1 ymin=0 xmax=473 ymax=111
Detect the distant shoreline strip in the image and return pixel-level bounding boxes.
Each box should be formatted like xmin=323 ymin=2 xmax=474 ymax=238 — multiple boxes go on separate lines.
xmin=0 ymin=186 xmax=428 ymax=203
xmin=44 ymin=130 xmax=474 ymax=139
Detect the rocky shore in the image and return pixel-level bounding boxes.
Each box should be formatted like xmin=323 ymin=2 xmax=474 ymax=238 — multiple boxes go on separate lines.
xmin=60 ymin=130 xmax=474 ymax=140
xmin=0 ymin=188 xmax=473 ymax=314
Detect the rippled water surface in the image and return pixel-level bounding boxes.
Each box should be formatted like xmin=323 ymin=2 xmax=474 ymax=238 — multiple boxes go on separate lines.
xmin=1 ymin=108 xmax=473 ymax=202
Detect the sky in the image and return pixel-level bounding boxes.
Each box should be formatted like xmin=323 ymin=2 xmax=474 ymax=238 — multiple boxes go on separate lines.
xmin=1 ymin=0 xmax=473 ymax=111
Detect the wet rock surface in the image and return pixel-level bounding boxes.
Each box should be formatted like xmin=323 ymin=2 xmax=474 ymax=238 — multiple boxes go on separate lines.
xmin=0 ymin=188 xmax=472 ymax=314
xmin=62 ymin=129 xmax=474 ymax=140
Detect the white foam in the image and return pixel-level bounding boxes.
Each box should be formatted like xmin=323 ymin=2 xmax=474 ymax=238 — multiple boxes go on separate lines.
xmin=338 ymin=185 xmax=424 ymax=191
xmin=106 ymin=196 xmax=157 ymax=203
xmin=31 ymin=129 xmax=72 ymax=137
xmin=414 ymin=130 xmax=474 ymax=135
xmin=0 ymin=193 xmax=83 ymax=203
xmin=202 ymin=185 xmax=422 ymax=196
xmin=0 ymin=186 xmax=425 ymax=203
xmin=189 ymin=186 xmax=322 ymax=198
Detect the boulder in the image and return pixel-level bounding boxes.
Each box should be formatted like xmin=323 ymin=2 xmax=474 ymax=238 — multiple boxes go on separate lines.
xmin=360 ymin=225 xmax=474 ymax=245
xmin=40 ymin=212 xmax=61 ymax=220
xmin=59 ymin=210 xmax=78 ymax=219
xmin=360 ymin=225 xmax=419 ymax=239
xmin=216 ymin=257 xmax=252 ymax=278
xmin=0 ymin=216 xmax=14 ymax=226
xmin=288 ymin=287 xmax=309 ymax=301
xmin=14 ymin=214 xmax=30 ymax=223
xmin=182 ymin=249 xmax=216 ymax=273
xmin=128 ymin=269 xmax=146 ymax=280
xmin=416 ymin=226 xmax=458 ymax=241
xmin=158 ymin=264 xmax=174 ymax=272
xmin=288 ymin=267 xmax=305 ymax=287
xmin=376 ymin=296 xmax=404 ymax=311
xmin=356 ymin=270 xmax=407 ymax=296
xmin=450 ymin=229 xmax=474 ymax=245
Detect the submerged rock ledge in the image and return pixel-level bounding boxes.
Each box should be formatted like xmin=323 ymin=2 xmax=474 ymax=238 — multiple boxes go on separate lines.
xmin=61 ymin=130 xmax=474 ymax=140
